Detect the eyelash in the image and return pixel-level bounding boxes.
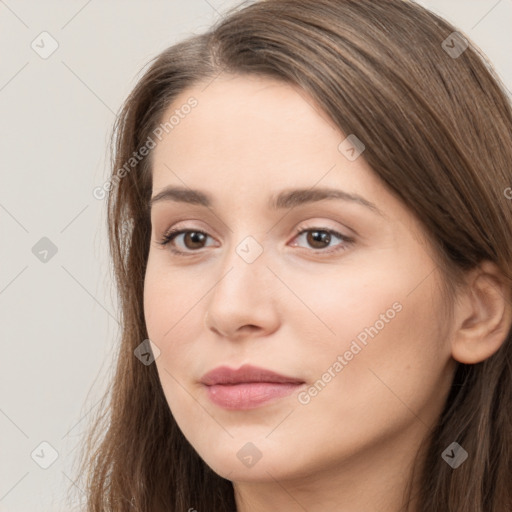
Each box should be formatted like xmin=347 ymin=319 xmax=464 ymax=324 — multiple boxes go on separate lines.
xmin=156 ymin=225 xmax=355 ymax=257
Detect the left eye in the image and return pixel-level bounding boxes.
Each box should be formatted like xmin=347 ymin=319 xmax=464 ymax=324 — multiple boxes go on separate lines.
xmin=291 ymin=228 xmax=353 ymax=254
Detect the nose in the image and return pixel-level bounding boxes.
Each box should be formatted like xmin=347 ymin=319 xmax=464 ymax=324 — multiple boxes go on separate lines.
xmin=204 ymin=237 xmax=281 ymax=340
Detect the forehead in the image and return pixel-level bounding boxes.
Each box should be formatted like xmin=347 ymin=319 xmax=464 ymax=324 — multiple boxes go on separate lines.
xmin=150 ymin=73 xmax=375 ymax=194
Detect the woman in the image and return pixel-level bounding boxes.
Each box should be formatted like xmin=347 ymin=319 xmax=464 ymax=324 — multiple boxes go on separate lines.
xmin=76 ymin=0 xmax=512 ymax=510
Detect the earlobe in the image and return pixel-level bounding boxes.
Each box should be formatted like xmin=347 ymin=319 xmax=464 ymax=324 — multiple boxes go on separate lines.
xmin=450 ymin=261 xmax=512 ymax=365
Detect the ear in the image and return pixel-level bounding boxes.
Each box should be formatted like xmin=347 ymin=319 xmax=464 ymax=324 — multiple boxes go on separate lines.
xmin=451 ymin=261 xmax=512 ymax=364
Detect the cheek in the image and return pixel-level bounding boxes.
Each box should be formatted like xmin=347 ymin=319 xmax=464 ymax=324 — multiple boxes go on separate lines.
xmin=277 ymin=261 xmax=404 ymax=359
xmin=296 ymin=266 xmax=451 ymax=436
xmin=287 ymin=255 xmax=450 ymax=405
xmin=143 ymin=257 xmax=208 ymax=341
xmin=143 ymin=259 xmax=211 ymax=406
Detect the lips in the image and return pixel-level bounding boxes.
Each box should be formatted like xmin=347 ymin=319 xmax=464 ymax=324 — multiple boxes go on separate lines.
xmin=200 ymin=364 xmax=305 ymax=410
xmin=200 ymin=364 xmax=304 ymax=386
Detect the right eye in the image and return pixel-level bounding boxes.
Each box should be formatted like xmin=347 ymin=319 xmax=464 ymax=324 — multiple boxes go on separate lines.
xmin=157 ymin=228 xmax=217 ymax=255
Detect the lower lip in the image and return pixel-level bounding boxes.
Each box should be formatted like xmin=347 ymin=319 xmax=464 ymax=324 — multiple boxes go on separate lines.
xmin=204 ymin=382 xmax=303 ymax=410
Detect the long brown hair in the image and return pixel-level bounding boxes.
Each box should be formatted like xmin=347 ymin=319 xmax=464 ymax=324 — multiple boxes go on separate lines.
xmin=73 ymin=0 xmax=512 ymax=510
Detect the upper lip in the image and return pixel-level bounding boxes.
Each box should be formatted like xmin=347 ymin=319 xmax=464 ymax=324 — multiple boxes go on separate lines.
xmin=200 ymin=364 xmax=304 ymax=386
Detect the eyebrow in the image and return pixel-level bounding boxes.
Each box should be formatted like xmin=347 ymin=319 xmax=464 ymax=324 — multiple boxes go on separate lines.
xmin=149 ymin=186 xmax=384 ymax=216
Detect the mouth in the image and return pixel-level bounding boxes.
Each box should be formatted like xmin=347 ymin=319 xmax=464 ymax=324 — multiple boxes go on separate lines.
xmin=200 ymin=364 xmax=305 ymax=410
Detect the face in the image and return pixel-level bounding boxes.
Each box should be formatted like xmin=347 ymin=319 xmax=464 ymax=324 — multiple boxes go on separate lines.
xmin=143 ymin=73 xmax=457 ymax=484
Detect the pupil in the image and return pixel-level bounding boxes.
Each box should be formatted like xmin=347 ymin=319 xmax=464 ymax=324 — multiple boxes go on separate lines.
xmin=308 ymin=230 xmax=330 ymax=248
xmin=186 ymin=232 xmax=205 ymax=248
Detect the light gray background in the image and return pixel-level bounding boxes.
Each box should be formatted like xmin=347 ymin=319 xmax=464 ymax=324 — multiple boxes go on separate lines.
xmin=1 ymin=1 xmax=511 ymax=511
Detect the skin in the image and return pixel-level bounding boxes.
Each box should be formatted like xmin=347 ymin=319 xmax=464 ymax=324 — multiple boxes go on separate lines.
xmin=143 ymin=73 xmax=511 ymax=511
